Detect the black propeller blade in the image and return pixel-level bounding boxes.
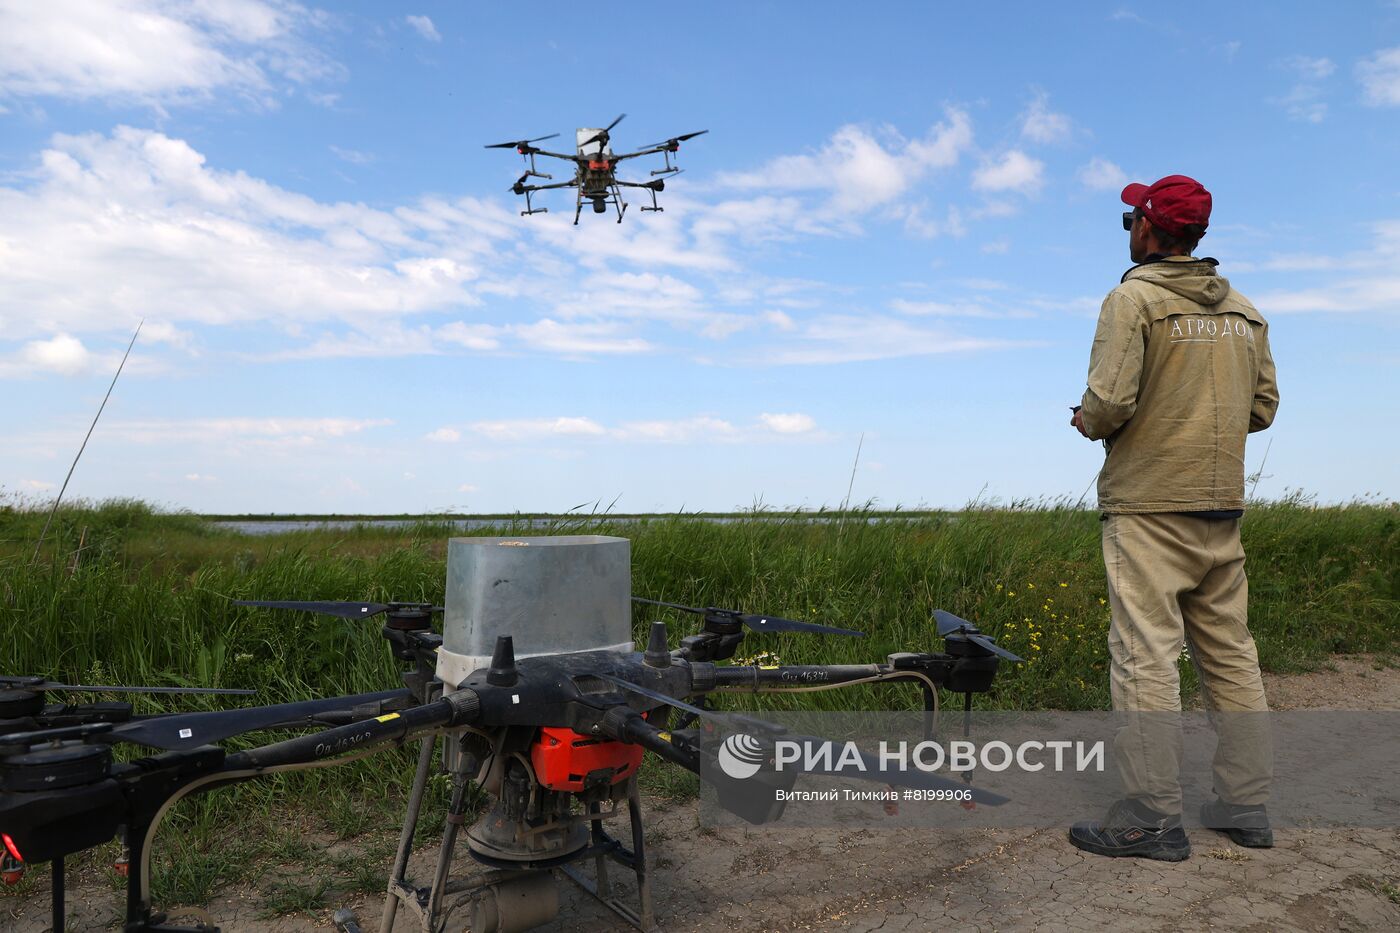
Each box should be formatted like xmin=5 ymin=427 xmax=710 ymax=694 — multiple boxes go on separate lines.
xmin=234 ymin=600 xmax=442 ymax=619
xmin=579 ymin=113 xmax=627 ymax=149
xmin=632 ymin=596 xmax=865 ymax=638
xmin=932 ymin=610 xmax=1024 ymax=663
xmin=484 ymin=133 xmax=559 ymax=149
xmin=107 ymin=689 xmax=411 ymax=750
xmin=600 ymin=675 xmax=1006 ymax=805
xmin=643 ymin=129 xmax=709 ymax=150
xmin=0 ymin=675 xmax=253 ymax=696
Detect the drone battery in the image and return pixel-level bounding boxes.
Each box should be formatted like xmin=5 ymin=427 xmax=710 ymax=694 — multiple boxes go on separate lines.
xmin=530 ymin=726 xmax=644 ymax=792
xmin=438 ymin=535 xmax=633 ymax=688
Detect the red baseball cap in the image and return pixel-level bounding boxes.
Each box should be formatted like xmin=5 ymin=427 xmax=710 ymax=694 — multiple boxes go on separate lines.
xmin=1120 ymin=174 xmax=1212 ymax=235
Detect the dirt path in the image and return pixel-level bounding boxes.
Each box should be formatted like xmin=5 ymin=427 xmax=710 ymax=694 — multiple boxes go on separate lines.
xmin=7 ymin=658 xmax=1398 ymax=932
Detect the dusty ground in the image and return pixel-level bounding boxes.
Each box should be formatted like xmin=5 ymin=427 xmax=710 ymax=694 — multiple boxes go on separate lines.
xmin=6 ymin=657 xmax=1398 ymax=932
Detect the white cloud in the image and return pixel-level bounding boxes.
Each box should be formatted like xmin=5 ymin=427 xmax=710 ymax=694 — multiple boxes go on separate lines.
xmin=763 ymin=310 xmax=797 ymax=331
xmin=1077 ymin=157 xmax=1128 ymax=191
xmin=512 ymin=320 xmax=652 ymax=355
xmin=1285 ymin=55 xmax=1336 ymax=80
xmin=981 ymin=239 xmax=1010 ymax=255
xmin=1019 ymin=90 xmax=1073 ymax=144
xmin=405 ymin=14 xmax=441 ymax=42
xmin=461 ymin=413 xmax=817 ymax=445
xmin=756 ymin=315 xmax=1029 ymax=365
xmin=469 ymin=417 xmax=608 ymax=441
xmin=0 ymin=127 xmax=514 ymax=344
xmin=437 ymin=322 xmax=502 ymax=350
xmin=758 ymin=413 xmax=816 ymax=435
xmin=718 ymin=109 xmax=974 ymax=215
xmin=0 ymin=0 xmax=340 ymax=105
xmin=1250 ymin=220 xmax=1400 ymax=313
xmin=330 ymin=145 xmax=375 ymax=165
xmin=107 ymin=417 xmax=391 ymax=445
xmin=425 ymin=428 xmax=461 ymax=443
xmin=892 ymin=298 xmax=1003 ymax=318
xmin=614 ymin=416 xmax=737 ymax=443
xmin=1357 ymin=46 xmax=1400 ymax=106
xmin=457 ymin=483 xmax=478 ymax=493
xmin=971 ymin=151 xmax=1044 ymax=195
xmin=20 ymin=333 xmax=91 ymax=375
xmin=1275 ymin=83 xmax=1328 ymax=122
xmin=1275 ymin=55 xmax=1335 ymax=122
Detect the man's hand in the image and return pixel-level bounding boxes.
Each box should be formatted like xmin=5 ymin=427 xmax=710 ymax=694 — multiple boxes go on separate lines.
xmin=1070 ymin=407 xmax=1089 ymax=438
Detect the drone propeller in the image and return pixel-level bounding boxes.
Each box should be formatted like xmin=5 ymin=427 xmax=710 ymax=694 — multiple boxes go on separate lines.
xmin=599 ymin=674 xmax=1006 ymax=805
xmin=106 ymin=688 xmax=411 ymax=750
xmin=484 ymin=133 xmax=560 ymax=150
xmin=643 ymin=129 xmax=709 ymax=150
xmin=932 ymin=610 xmax=1024 ymax=663
xmin=234 ymin=600 xmax=443 ymax=619
xmin=579 ymin=113 xmax=627 ymax=150
xmin=632 ymin=596 xmax=865 ymax=638
xmin=0 ymin=675 xmax=253 ymax=696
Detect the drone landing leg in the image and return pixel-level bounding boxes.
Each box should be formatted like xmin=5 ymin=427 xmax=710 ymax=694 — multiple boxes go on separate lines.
xmin=628 ymin=783 xmax=654 ymax=930
xmin=52 ymin=854 xmax=64 ymax=933
xmin=558 ymin=778 xmax=654 ymax=931
xmin=611 ymin=183 xmax=627 ymax=224
xmin=378 ymin=733 xmax=436 ymax=933
xmin=588 ymin=801 xmax=612 ymax=898
xmin=423 ymin=774 xmax=473 ymax=923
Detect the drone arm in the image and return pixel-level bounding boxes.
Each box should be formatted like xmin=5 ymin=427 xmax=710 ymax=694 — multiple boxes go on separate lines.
xmin=597 ymin=705 xmax=699 ymax=773
xmin=525 ymin=148 xmax=579 ymax=163
xmin=518 ymin=180 xmax=577 ymax=193
xmin=224 ymin=690 xmax=481 ymax=770
xmin=612 ymin=147 xmax=668 ymax=162
xmin=709 ymin=664 xmax=883 ymax=691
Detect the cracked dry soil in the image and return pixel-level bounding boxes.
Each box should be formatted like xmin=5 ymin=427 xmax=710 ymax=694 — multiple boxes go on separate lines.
xmin=7 ymin=657 xmax=1399 ymax=932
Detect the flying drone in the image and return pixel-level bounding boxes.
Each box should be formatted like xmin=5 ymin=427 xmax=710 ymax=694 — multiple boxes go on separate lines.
xmin=0 ymin=535 xmax=1019 ymax=932
xmin=486 ymin=114 xmax=707 ymax=223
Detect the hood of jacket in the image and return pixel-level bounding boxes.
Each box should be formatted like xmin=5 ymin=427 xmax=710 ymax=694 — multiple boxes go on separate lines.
xmin=1120 ymin=255 xmax=1230 ymax=306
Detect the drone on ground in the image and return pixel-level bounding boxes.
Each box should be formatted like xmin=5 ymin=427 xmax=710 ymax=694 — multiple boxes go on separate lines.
xmin=486 ymin=114 xmax=706 ymax=223
xmin=0 ymin=535 xmax=1019 ymax=932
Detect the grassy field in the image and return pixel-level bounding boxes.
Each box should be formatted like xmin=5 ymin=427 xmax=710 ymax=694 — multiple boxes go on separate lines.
xmin=1 ymin=496 xmax=1395 ymax=911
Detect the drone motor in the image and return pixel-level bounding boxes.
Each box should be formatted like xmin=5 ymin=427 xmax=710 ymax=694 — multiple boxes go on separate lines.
xmin=0 ymin=689 xmax=44 ymax=721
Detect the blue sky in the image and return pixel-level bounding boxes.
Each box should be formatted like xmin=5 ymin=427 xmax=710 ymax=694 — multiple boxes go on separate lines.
xmin=2 ymin=1 xmax=1397 ymax=513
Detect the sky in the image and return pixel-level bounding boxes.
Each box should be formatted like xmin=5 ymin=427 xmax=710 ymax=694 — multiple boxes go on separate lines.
xmin=2 ymin=1 xmax=1398 ymax=514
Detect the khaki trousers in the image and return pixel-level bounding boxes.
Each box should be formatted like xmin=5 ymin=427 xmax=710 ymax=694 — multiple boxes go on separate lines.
xmin=1102 ymin=512 xmax=1272 ymax=813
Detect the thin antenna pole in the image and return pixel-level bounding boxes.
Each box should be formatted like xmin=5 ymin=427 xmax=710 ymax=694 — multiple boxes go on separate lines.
xmin=31 ymin=320 xmax=143 ymax=564
xmin=837 ymin=432 xmax=865 ymax=533
xmin=1247 ymin=438 xmax=1273 ymax=502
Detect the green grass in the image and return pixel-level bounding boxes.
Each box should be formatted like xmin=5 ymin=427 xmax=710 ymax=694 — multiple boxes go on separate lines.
xmin=1 ymin=494 xmax=1395 ymax=906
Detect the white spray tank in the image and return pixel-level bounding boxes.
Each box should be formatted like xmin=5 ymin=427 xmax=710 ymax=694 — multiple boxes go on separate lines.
xmin=434 ymin=535 xmax=634 ymax=690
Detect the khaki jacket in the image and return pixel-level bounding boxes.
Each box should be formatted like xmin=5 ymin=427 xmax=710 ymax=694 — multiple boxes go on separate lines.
xmin=1081 ymin=256 xmax=1278 ymax=513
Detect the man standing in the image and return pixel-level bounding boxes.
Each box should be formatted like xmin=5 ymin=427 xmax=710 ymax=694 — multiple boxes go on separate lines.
xmin=1068 ymin=175 xmax=1279 ymax=861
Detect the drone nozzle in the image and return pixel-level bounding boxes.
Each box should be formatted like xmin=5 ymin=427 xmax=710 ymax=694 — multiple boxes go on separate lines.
xmin=644 ymin=621 xmax=671 ymax=668
xmin=1 ymin=834 xmax=20 ymax=863
xmin=487 ymin=635 xmax=518 ymax=687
